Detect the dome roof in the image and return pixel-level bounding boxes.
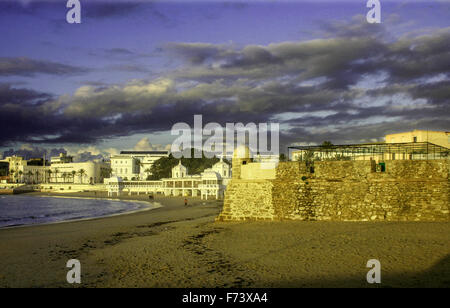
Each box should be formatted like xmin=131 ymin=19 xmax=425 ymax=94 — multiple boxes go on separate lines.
xmin=172 ymin=160 xmax=187 ymax=170
xmin=201 ymin=169 xmax=221 ymax=180
xmin=213 ymin=157 xmax=229 ymax=168
xmin=233 ymin=145 xmax=250 ymax=159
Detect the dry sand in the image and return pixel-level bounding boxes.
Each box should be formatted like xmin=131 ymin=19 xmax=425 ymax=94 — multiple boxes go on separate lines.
xmin=0 ymin=192 xmax=449 ymax=288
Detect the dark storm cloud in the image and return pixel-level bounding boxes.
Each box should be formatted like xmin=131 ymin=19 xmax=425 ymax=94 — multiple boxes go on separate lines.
xmin=0 ymin=57 xmax=89 ymax=77
xmin=0 ymin=83 xmax=53 ymax=105
xmin=165 ymin=43 xmax=233 ymax=65
xmin=2 ymin=146 xmax=66 ymax=160
xmin=1 ymin=18 xmax=449 ymax=148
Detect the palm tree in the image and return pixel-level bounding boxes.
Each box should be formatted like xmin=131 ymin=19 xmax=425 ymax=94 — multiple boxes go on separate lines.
xmin=47 ymin=169 xmax=52 ymax=183
xmin=18 ymin=170 xmax=23 ymax=183
xmin=78 ymin=169 xmax=86 ymax=184
xmin=9 ymin=169 xmax=15 ymax=183
xmin=26 ymin=170 xmax=33 ymax=184
xmin=53 ymin=168 xmax=59 ymax=183
xmin=71 ymin=170 xmax=76 ymax=183
xmin=62 ymin=172 xmax=68 ymax=183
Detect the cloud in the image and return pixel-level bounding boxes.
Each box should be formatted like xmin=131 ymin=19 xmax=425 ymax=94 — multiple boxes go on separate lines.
xmin=0 ymin=57 xmax=89 ymax=77
xmin=0 ymin=83 xmax=53 ymax=105
xmin=133 ymin=137 xmax=169 ymax=152
xmin=1 ymin=17 xmax=449 ymax=149
xmin=2 ymin=144 xmax=66 ymax=160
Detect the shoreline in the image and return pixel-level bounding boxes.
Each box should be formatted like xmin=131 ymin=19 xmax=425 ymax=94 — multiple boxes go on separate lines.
xmin=0 ymin=192 xmax=216 ymax=231
xmin=0 ymin=194 xmax=163 ymax=231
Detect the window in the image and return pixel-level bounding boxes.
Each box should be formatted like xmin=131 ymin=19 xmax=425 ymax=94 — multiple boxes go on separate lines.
xmin=413 ymin=136 xmax=417 ymax=143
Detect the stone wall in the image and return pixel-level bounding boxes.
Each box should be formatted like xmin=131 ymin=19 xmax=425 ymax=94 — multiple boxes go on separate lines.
xmin=216 ymin=159 xmax=449 ymax=222
xmin=219 ymin=180 xmax=275 ymax=221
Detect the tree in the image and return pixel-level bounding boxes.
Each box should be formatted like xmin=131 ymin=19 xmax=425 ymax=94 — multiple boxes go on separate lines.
xmin=100 ymin=167 xmax=111 ymax=180
xmin=322 ymin=141 xmax=334 ymax=148
xmin=27 ymin=170 xmax=33 ymax=183
xmin=71 ymin=170 xmax=76 ymax=183
xmin=54 ymin=168 xmax=59 ymax=183
xmin=35 ymin=170 xmax=40 ymax=183
xmin=78 ymin=169 xmax=85 ymax=184
xmin=321 ymin=141 xmax=334 ymax=160
xmin=279 ymin=153 xmax=287 ymax=162
xmin=149 ymin=150 xmax=221 ymax=180
xmin=144 ymin=168 xmax=151 ymax=180
xmin=18 ymin=170 xmax=23 ymax=183
xmin=62 ymin=172 xmax=68 ymax=183
xmin=47 ymin=169 xmax=52 ymax=183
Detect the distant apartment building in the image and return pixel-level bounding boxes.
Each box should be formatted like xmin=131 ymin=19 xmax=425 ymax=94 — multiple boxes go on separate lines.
xmin=110 ymin=151 xmax=169 ymax=180
xmin=385 ymin=130 xmax=450 ymax=149
xmin=48 ymin=153 xmax=110 ymax=184
xmin=50 ymin=153 xmax=74 ymax=164
xmin=1 ymin=156 xmax=48 ymax=183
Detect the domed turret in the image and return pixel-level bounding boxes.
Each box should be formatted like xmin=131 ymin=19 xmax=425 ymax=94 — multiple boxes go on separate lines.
xmin=212 ymin=157 xmax=231 ymax=178
xmin=172 ymin=160 xmax=187 ymax=178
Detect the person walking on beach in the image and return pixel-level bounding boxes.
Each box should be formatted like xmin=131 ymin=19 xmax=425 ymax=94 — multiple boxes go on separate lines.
xmin=184 ymin=198 xmax=188 ymax=207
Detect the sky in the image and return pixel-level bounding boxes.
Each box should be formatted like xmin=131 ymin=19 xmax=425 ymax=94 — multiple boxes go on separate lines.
xmin=0 ymin=0 xmax=449 ymax=160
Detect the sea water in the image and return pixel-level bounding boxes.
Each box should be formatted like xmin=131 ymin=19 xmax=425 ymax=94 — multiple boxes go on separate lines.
xmin=0 ymin=195 xmax=151 ymax=228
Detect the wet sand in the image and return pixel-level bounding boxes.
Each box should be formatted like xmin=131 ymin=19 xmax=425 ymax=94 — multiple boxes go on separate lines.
xmin=0 ymin=192 xmax=449 ymax=288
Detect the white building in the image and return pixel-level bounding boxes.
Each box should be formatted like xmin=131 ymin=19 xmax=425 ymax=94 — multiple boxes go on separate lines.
xmin=50 ymin=153 xmax=74 ymax=164
xmin=49 ymin=160 xmax=110 ymax=184
xmin=172 ymin=160 xmax=187 ymax=178
xmin=110 ymin=151 xmax=169 ymax=180
xmin=110 ymin=154 xmax=140 ymax=180
xmin=105 ymin=158 xmax=232 ymax=200
xmin=45 ymin=153 xmax=110 ymax=184
xmin=1 ymin=156 xmax=49 ymax=184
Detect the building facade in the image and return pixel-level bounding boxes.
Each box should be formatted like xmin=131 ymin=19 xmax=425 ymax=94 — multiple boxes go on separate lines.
xmin=49 ymin=160 xmax=110 ymax=184
xmin=385 ymin=130 xmax=450 ymax=149
xmin=1 ymin=156 xmax=48 ymax=184
xmin=110 ymin=151 xmax=169 ymax=180
xmin=106 ymin=159 xmax=231 ymax=200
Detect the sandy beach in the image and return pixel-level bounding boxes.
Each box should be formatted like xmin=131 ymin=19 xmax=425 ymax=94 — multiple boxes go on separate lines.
xmin=0 ymin=192 xmax=449 ymax=288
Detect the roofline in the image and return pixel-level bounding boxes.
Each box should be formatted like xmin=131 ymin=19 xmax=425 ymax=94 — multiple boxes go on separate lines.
xmin=288 ymin=141 xmax=450 ymax=151
xmin=119 ymin=151 xmax=169 ymax=155
xmin=386 ymin=129 xmax=450 ymax=135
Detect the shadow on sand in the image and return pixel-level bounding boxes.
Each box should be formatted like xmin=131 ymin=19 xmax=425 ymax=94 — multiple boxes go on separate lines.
xmin=268 ymin=254 xmax=450 ymax=288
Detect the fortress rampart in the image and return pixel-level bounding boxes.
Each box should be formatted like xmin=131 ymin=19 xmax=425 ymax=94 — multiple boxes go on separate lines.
xmin=217 ymin=159 xmax=449 ymax=222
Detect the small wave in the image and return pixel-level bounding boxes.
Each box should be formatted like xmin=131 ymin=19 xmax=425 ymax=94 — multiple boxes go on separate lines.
xmin=0 ymin=195 xmax=154 ymax=228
